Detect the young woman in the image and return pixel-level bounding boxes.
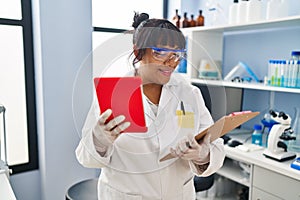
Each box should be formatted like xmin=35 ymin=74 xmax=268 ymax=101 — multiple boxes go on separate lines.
xmin=76 ymin=13 xmax=225 ymax=200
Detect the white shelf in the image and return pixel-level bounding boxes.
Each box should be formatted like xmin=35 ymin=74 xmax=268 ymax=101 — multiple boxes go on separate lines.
xmin=185 ymin=15 xmax=300 ymax=81
xmin=183 ymin=15 xmax=300 ymax=33
xmin=191 ymin=78 xmax=300 ymax=94
xmin=186 ymin=14 xmax=300 ymax=200
xmin=217 ymin=159 xmax=251 ymax=187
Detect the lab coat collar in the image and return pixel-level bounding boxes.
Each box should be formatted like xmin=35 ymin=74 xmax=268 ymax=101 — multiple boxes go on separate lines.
xmin=157 ymin=84 xmax=174 ymax=117
xmin=127 ymin=70 xmax=188 ymax=120
xmin=142 ymin=86 xmax=173 ymax=125
xmin=158 ymin=73 xmax=189 ymax=113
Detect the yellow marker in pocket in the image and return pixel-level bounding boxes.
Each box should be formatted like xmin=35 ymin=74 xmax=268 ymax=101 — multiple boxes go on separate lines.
xmin=176 ymin=101 xmax=194 ymax=128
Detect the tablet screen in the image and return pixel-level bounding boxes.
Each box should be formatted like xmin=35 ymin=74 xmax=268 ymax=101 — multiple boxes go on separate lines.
xmin=94 ymin=77 xmax=147 ymax=133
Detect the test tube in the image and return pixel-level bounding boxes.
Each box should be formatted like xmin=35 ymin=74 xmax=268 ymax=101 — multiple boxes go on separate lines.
xmin=291 ymin=60 xmax=298 ymax=88
xmin=283 ymin=60 xmax=289 ymax=87
xmin=287 ymin=60 xmax=292 ymax=87
xmin=297 ymin=60 xmax=300 ymax=88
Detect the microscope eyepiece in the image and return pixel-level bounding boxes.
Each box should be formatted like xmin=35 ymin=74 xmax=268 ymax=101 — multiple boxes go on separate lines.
xmin=279 ymin=111 xmax=288 ymax=120
xmin=269 ymin=109 xmax=277 ymax=117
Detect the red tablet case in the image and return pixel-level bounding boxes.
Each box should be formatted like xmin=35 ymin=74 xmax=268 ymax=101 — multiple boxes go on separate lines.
xmin=94 ymin=77 xmax=147 ymax=133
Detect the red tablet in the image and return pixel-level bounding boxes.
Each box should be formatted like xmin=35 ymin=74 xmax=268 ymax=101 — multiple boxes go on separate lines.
xmin=94 ymin=77 xmax=147 ymax=133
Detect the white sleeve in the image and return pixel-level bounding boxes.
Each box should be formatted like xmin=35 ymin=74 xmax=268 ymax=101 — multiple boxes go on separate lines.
xmin=189 ymin=138 xmax=225 ymax=176
xmin=75 ymin=100 xmax=114 ymax=168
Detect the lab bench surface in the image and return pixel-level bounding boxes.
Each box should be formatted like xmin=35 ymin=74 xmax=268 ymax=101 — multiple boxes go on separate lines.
xmin=218 ymin=131 xmax=300 ymax=200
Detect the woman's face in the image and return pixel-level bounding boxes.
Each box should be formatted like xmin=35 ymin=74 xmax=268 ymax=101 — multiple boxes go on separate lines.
xmin=137 ymin=47 xmax=182 ymax=85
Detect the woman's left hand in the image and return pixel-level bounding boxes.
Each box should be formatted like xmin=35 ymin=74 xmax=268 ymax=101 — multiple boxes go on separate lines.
xmin=170 ymin=133 xmax=211 ymax=165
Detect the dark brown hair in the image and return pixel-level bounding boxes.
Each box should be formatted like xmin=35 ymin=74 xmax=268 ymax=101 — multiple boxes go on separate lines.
xmin=131 ymin=12 xmax=186 ymax=68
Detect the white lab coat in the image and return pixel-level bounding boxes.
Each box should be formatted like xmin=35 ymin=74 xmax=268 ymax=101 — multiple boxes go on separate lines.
xmin=76 ymin=73 xmax=225 ymax=200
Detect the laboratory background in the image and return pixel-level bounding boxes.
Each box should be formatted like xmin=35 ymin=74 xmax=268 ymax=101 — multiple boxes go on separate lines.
xmin=0 ymin=0 xmax=300 ymax=199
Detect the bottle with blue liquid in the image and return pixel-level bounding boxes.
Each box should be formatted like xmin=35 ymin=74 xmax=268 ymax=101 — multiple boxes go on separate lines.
xmin=177 ymin=56 xmax=187 ymax=73
xmin=252 ymin=124 xmax=262 ymax=146
xmin=176 ymin=36 xmax=187 ymax=73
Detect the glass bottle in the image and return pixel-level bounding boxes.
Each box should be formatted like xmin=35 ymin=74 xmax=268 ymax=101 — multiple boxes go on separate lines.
xmin=291 ymin=51 xmax=300 ymax=60
xmin=181 ymin=12 xmax=189 ymax=28
xmin=246 ymin=0 xmax=262 ymax=22
xmin=266 ymin=0 xmax=281 ymax=20
xmin=176 ymin=37 xmax=188 ymax=73
xmin=196 ymin=10 xmax=205 ymax=26
xmin=291 ymin=51 xmax=300 ymax=88
xmin=189 ymin=14 xmax=196 ymax=27
xmin=229 ymin=0 xmax=239 ymax=24
xmin=175 ymin=15 xmax=181 ymax=28
xmin=252 ymin=124 xmax=263 ymax=146
xmin=237 ymin=0 xmax=248 ymax=24
xmin=172 ymin=9 xmax=179 ymax=25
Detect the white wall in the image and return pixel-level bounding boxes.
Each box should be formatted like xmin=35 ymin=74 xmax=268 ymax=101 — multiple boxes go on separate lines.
xmin=10 ymin=0 xmax=97 ymax=199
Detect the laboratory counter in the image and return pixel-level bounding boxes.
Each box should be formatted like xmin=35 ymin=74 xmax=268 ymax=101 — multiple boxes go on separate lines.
xmin=218 ymin=130 xmax=300 ymax=200
xmin=224 ymin=142 xmax=300 ymax=181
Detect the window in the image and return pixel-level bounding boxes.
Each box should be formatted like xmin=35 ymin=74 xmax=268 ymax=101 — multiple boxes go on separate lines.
xmin=92 ymin=0 xmax=165 ymax=29
xmin=92 ymin=0 xmax=167 ymax=76
xmin=0 ymin=0 xmax=22 ymax=20
xmin=0 ymin=0 xmax=38 ymax=174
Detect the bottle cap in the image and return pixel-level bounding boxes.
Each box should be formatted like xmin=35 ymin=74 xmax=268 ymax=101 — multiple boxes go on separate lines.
xmin=253 ymin=124 xmax=262 ymax=130
xmin=291 ymin=51 xmax=300 ymax=57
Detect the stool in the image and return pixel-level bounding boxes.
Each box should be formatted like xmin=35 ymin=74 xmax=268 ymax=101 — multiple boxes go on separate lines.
xmin=66 ymin=178 xmax=98 ymax=200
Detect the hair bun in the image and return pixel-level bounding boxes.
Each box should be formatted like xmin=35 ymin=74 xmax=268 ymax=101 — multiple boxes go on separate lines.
xmin=132 ymin=12 xmax=149 ymax=29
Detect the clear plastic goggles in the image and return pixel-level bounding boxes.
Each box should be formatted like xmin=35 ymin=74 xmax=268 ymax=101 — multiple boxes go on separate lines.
xmin=151 ymin=47 xmax=186 ymax=62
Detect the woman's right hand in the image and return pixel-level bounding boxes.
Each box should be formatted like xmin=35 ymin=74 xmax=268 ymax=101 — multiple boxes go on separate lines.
xmin=93 ymin=109 xmax=130 ymax=155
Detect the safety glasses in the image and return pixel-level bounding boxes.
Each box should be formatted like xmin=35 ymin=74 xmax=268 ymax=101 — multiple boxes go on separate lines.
xmin=150 ymin=47 xmax=186 ymax=63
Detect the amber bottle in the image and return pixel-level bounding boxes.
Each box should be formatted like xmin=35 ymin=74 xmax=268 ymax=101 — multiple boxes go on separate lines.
xmin=172 ymin=9 xmax=179 ymax=25
xmin=189 ymin=14 xmax=196 ymax=27
xmin=176 ymin=15 xmax=181 ymax=28
xmin=196 ymin=10 xmax=205 ymax=26
xmin=181 ymin=12 xmax=189 ymax=28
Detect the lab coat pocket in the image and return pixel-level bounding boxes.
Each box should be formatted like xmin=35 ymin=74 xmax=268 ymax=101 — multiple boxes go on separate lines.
xmin=100 ymin=182 xmax=142 ymax=200
xmin=176 ymin=103 xmax=195 ymax=129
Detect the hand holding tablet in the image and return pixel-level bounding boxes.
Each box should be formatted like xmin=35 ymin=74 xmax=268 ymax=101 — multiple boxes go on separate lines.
xmin=94 ymin=77 xmax=147 ymax=133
